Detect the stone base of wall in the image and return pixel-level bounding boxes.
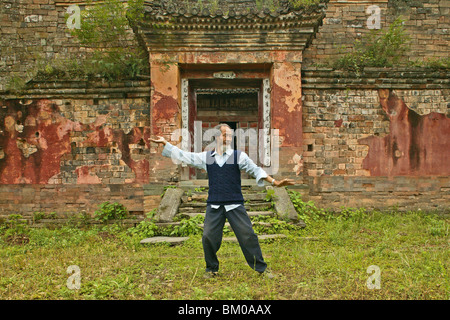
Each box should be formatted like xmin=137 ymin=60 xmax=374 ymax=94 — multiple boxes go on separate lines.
xmin=1 ymin=175 xmax=448 ymax=225
xmin=0 ymin=183 xmax=166 ymax=223
xmin=293 ymin=176 xmax=450 ymax=213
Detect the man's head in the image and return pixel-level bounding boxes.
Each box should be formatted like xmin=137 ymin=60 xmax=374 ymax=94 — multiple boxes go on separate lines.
xmin=213 ymin=123 xmax=234 ymax=150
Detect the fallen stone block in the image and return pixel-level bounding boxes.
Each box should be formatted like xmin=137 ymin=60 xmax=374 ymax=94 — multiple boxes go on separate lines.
xmin=140 ymin=236 xmax=189 ymax=245
xmin=268 ymin=186 xmax=306 ymax=227
xmin=155 ymin=187 xmax=185 ymax=222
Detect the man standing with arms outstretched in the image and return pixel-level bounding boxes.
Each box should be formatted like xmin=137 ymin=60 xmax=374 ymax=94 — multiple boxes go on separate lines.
xmin=150 ymin=123 xmax=295 ymax=279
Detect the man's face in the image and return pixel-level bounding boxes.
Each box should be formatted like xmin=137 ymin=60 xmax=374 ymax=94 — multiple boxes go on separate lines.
xmin=217 ymin=126 xmax=233 ymax=149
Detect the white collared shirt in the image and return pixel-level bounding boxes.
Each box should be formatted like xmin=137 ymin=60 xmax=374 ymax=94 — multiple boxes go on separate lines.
xmin=162 ymin=142 xmax=268 ymax=211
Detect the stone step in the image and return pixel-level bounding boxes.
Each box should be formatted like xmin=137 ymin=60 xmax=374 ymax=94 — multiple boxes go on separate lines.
xmin=143 ymin=220 xmax=273 ymax=230
xmin=178 ymin=203 xmax=272 ymax=213
xmin=139 ymin=233 xmax=288 ymax=246
xmin=152 ymin=221 xmax=271 ymax=227
xmin=178 ymin=211 xmax=274 ymax=218
xmin=198 ymin=221 xmax=272 ymax=228
xmin=179 ymin=199 xmax=272 ymax=208
xmin=178 ymin=179 xmax=265 ymax=188
xmin=181 ymin=192 xmax=268 ymax=203
xmin=154 ymin=182 xmax=305 ymax=228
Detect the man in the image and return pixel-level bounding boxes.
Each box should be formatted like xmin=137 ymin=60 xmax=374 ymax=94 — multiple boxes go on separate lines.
xmin=150 ymin=123 xmax=294 ymax=279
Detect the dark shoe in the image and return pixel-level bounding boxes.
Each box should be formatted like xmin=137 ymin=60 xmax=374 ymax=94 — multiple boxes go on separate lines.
xmin=203 ymin=271 xmax=219 ymax=279
xmin=258 ymin=269 xmax=275 ymax=279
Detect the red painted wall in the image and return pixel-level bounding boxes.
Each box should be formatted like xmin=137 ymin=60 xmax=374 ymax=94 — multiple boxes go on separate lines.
xmin=359 ymin=89 xmax=450 ymax=176
xmin=0 ymin=99 xmax=151 ymax=184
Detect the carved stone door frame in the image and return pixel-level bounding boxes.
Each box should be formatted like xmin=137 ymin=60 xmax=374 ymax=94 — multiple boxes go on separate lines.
xmin=179 ymin=75 xmax=272 ymax=181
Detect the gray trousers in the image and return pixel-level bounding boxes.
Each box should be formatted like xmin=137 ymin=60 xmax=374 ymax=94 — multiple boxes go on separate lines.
xmin=202 ymin=204 xmax=267 ymax=273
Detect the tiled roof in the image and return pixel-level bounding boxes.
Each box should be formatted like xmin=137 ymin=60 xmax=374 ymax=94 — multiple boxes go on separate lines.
xmin=137 ymin=0 xmax=328 ymax=52
xmin=143 ymin=0 xmax=326 ymax=19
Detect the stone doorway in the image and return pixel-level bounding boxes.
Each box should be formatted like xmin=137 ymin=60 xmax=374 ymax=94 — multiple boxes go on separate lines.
xmin=190 ymin=81 xmax=261 ymax=179
xmin=140 ymin=0 xmax=326 ymax=185
xmin=178 ymin=62 xmax=276 ymax=182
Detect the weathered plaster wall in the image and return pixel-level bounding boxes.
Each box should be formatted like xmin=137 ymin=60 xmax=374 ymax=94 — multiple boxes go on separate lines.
xmin=0 ymin=96 xmax=152 ymax=185
xmin=149 ymin=50 xmax=304 ymax=180
xmin=300 ymin=68 xmax=450 ymax=211
xmin=1 ymin=71 xmax=449 ymax=217
xmin=359 ymin=89 xmax=450 ymax=176
xmin=0 ymin=80 xmax=171 ymax=219
xmin=271 ymin=60 xmax=303 ymax=148
xmin=301 ymin=68 xmax=450 ymax=178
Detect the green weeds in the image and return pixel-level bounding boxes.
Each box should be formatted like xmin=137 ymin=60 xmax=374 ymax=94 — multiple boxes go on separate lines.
xmin=94 ymin=202 xmax=129 ymax=223
xmin=332 ymin=17 xmax=410 ymax=74
xmin=0 ymin=198 xmax=448 ymax=299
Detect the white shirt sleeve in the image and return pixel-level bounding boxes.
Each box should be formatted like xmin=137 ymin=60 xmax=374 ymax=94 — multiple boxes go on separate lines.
xmin=161 ymin=142 xmax=207 ymax=171
xmin=161 ymin=144 xmax=268 ymax=187
xmin=237 ymin=151 xmax=268 ymax=187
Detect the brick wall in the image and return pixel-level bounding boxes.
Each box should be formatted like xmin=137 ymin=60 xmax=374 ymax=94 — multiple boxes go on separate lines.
xmin=303 ymin=0 xmax=450 ymax=66
xmin=302 ymin=67 xmax=450 ymax=177
xmin=299 ymin=67 xmax=450 ymax=211
xmin=0 ymin=70 xmax=449 ymax=217
xmin=0 ymin=0 xmax=142 ymax=91
xmin=299 ymin=175 xmax=450 ymax=212
xmin=0 ymin=80 xmax=173 ymax=220
xmin=3 ymin=0 xmax=448 ymax=92
xmin=0 ymin=0 xmax=449 ymax=218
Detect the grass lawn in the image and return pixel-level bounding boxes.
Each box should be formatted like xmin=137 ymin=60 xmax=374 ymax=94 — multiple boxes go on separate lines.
xmin=0 ymin=209 xmax=448 ymax=300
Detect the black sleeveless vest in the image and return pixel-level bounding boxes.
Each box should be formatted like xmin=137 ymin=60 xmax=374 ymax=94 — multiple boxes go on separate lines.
xmin=206 ymin=150 xmax=244 ymax=205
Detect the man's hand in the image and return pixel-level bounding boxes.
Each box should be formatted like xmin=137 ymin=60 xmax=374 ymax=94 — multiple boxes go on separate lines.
xmin=149 ymin=136 xmax=167 ymax=145
xmin=273 ymin=178 xmax=295 ymax=187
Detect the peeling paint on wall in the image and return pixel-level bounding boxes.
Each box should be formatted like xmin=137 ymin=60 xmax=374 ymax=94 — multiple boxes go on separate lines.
xmin=289 ymin=152 xmax=303 ymax=175
xmin=359 ymin=89 xmax=450 ymax=176
xmin=271 ymin=61 xmax=303 ymax=148
xmin=79 ymin=124 xmax=151 ymax=184
xmin=0 ymin=99 xmax=152 ymax=184
xmin=0 ymin=99 xmax=85 ymax=184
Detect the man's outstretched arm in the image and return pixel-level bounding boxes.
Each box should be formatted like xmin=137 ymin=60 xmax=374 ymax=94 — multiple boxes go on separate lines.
xmin=237 ymin=149 xmax=295 ymax=188
xmin=149 ymin=136 xmax=167 ymax=146
xmin=264 ymin=176 xmax=295 ymax=188
xmin=149 ymin=136 xmax=207 ymax=170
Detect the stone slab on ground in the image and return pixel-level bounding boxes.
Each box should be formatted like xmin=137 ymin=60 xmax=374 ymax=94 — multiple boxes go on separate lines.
xmin=223 ymin=234 xmax=287 ymax=243
xmin=140 ymin=236 xmax=189 ymax=245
